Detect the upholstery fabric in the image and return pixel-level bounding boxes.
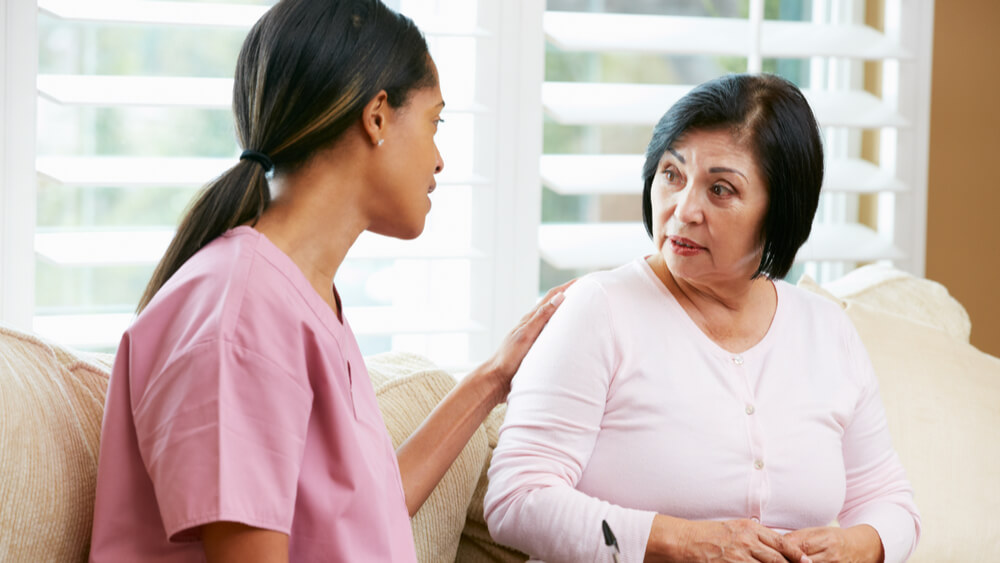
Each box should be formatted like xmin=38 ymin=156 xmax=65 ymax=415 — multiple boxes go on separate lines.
xmin=366 ymin=352 xmax=490 ymax=563
xmin=799 ymin=273 xmax=1000 ymax=562
xmin=0 ymin=324 xmax=110 ymax=563
xmin=456 ymin=404 xmax=529 ymax=563
xmin=820 ymin=264 xmax=972 ymax=342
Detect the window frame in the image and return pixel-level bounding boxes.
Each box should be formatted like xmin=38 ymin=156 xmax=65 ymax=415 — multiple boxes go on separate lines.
xmin=1 ymin=0 xmax=38 ymax=331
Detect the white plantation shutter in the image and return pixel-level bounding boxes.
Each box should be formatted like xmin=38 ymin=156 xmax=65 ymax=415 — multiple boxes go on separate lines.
xmin=3 ymin=0 xmax=545 ymax=372
xmin=536 ymin=0 xmax=934 ymax=285
xmin=2 ymin=0 xmax=934 ymax=363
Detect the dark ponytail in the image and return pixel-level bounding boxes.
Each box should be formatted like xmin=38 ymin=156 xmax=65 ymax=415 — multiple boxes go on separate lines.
xmin=137 ymin=0 xmax=435 ymax=312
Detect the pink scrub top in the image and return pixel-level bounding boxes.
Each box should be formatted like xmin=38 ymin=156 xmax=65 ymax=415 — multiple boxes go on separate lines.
xmin=90 ymin=226 xmax=416 ymax=562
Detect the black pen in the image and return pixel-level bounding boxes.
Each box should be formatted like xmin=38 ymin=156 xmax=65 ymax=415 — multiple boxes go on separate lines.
xmin=601 ymin=519 xmax=621 ymax=563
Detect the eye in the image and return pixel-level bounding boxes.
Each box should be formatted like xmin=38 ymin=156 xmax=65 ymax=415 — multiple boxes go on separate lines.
xmin=662 ymin=165 xmax=681 ymax=184
xmin=434 ymin=118 xmax=446 ymax=126
xmin=710 ymin=183 xmax=734 ymax=197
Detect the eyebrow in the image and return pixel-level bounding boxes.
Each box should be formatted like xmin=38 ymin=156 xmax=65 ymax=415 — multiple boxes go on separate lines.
xmin=436 ymin=101 xmax=446 ymax=109
xmin=709 ymin=167 xmax=748 ymax=181
xmin=667 ymin=148 xmax=748 ymax=182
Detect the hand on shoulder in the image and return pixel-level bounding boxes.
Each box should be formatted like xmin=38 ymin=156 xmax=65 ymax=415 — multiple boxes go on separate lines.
xmin=478 ymin=280 xmax=574 ymax=405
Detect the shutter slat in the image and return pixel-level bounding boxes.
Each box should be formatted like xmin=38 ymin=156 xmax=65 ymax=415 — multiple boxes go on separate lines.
xmin=542 ymin=82 xmax=907 ymax=128
xmin=38 ymin=0 xmax=489 ymax=37
xmin=36 ymin=156 xmax=491 ymax=187
xmin=35 ymin=230 xmax=485 ymax=266
xmin=37 ymin=74 xmax=491 ymax=113
xmin=544 ymin=12 xmax=909 ymax=60
xmin=539 ymin=222 xmax=903 ymax=271
xmin=34 ymin=308 xmax=486 ymax=348
xmin=540 ymin=154 xmax=907 ymax=195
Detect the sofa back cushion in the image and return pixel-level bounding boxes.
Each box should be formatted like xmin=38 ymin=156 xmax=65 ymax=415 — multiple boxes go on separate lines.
xmin=821 ymin=263 xmax=972 ymax=342
xmin=799 ymin=273 xmax=1000 ymax=561
xmin=0 ymin=324 xmax=110 ymax=562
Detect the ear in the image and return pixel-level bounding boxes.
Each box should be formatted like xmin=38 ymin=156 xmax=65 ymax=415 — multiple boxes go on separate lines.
xmin=361 ymin=90 xmax=390 ymax=147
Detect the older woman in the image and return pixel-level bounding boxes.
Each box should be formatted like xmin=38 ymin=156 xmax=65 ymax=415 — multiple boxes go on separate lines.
xmin=484 ymin=74 xmax=920 ymax=563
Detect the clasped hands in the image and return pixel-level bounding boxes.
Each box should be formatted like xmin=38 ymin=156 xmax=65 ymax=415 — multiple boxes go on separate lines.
xmin=648 ymin=515 xmax=884 ymax=563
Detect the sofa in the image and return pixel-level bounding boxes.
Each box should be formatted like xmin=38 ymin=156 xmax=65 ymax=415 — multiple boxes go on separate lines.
xmin=1 ymin=265 xmax=998 ymax=562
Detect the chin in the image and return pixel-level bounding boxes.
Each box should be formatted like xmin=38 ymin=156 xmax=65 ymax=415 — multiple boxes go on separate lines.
xmin=370 ymin=221 xmax=425 ymax=240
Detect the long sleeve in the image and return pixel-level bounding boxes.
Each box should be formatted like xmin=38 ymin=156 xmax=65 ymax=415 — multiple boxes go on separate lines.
xmin=484 ymin=278 xmax=657 ymax=563
xmin=837 ymin=321 xmax=921 ymax=563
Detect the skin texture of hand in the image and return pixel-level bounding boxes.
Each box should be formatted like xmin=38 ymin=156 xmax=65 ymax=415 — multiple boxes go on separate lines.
xmin=646 ymin=515 xmax=812 ymax=563
xmin=395 ymin=280 xmax=574 ymax=516
xmin=479 ymin=280 xmax=575 ymax=403
xmin=782 ymin=525 xmax=884 ymax=563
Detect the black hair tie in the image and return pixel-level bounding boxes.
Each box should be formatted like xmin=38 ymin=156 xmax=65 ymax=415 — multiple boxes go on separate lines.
xmin=240 ymin=149 xmax=274 ymax=173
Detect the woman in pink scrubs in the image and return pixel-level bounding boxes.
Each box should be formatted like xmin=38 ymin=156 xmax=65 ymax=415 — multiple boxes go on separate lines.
xmin=89 ymin=1 xmax=566 ymax=561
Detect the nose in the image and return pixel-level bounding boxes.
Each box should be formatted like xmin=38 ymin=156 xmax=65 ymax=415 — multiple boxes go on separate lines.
xmin=434 ymin=145 xmax=444 ymax=174
xmin=674 ymin=183 xmax=704 ymax=225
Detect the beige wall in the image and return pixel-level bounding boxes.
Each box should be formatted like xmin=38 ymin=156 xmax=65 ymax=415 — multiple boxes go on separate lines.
xmin=927 ymin=0 xmax=1000 ymax=357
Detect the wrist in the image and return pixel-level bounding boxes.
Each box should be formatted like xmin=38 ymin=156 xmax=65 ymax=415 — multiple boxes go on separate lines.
xmin=645 ymin=514 xmax=688 ymax=563
xmin=846 ymin=525 xmax=885 ymax=563
xmin=463 ymin=364 xmax=507 ymax=410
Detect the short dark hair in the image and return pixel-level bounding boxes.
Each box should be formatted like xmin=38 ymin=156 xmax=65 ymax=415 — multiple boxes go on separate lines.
xmin=641 ymin=74 xmax=824 ymax=279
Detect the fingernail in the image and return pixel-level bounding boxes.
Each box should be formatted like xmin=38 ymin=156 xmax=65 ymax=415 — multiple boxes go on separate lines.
xmin=800 ymin=556 xmax=812 ymax=563
xmin=548 ymin=292 xmax=565 ymax=307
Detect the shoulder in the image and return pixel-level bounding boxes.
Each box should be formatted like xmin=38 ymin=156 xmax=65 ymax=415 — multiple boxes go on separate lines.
xmin=775 ymin=279 xmax=853 ymax=330
xmin=566 ymin=258 xmax=659 ymax=303
xmin=131 ymin=228 xmax=325 ymax=356
xmin=774 ymin=279 xmax=872 ymax=383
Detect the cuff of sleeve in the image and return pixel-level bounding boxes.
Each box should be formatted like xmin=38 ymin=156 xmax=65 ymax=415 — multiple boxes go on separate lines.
xmin=610 ymin=507 xmax=657 ymax=563
xmin=166 ymin=511 xmax=292 ymax=543
xmin=846 ymin=503 xmax=920 ymax=563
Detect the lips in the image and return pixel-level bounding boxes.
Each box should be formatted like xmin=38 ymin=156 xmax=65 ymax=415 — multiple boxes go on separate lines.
xmin=668 ymin=235 xmax=705 ymax=250
xmin=428 ymin=184 xmax=436 ymax=194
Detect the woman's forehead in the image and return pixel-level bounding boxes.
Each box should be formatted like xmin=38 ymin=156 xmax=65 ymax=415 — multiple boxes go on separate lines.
xmin=665 ymin=130 xmax=749 ymax=158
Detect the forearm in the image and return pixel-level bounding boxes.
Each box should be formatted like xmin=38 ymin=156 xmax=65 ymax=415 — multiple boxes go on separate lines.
xmin=396 ymin=365 xmax=502 ymax=516
xmin=851 ymin=525 xmax=885 ymax=563
xmin=485 ymin=483 xmax=657 ymax=563
xmin=644 ymin=514 xmax=687 ymax=562
xmin=202 ymin=522 xmax=289 ymax=563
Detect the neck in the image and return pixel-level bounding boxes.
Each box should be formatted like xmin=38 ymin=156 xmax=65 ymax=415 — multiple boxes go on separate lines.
xmin=252 ymin=148 xmax=371 ymax=308
xmin=648 ymin=254 xmax=771 ymax=314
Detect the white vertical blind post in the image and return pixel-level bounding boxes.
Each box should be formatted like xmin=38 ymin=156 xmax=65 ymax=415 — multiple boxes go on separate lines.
xmin=482 ymin=0 xmax=544 ymax=357
xmin=747 ymin=0 xmax=765 ymax=74
xmin=0 ymin=0 xmax=37 ymax=330
xmin=887 ymin=0 xmax=934 ymax=277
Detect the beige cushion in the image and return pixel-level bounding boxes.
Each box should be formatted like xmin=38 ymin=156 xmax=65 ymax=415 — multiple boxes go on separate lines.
xmin=456 ymin=404 xmax=529 ymax=563
xmin=0 ymin=324 xmax=111 ymax=563
xmin=366 ymin=352 xmax=489 ymax=563
xmin=821 ymin=264 xmax=972 ymax=342
xmin=799 ymin=273 xmax=1000 ymax=561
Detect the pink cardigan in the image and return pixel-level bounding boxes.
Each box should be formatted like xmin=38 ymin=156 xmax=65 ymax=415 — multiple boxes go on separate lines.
xmin=485 ymin=258 xmax=919 ymax=563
